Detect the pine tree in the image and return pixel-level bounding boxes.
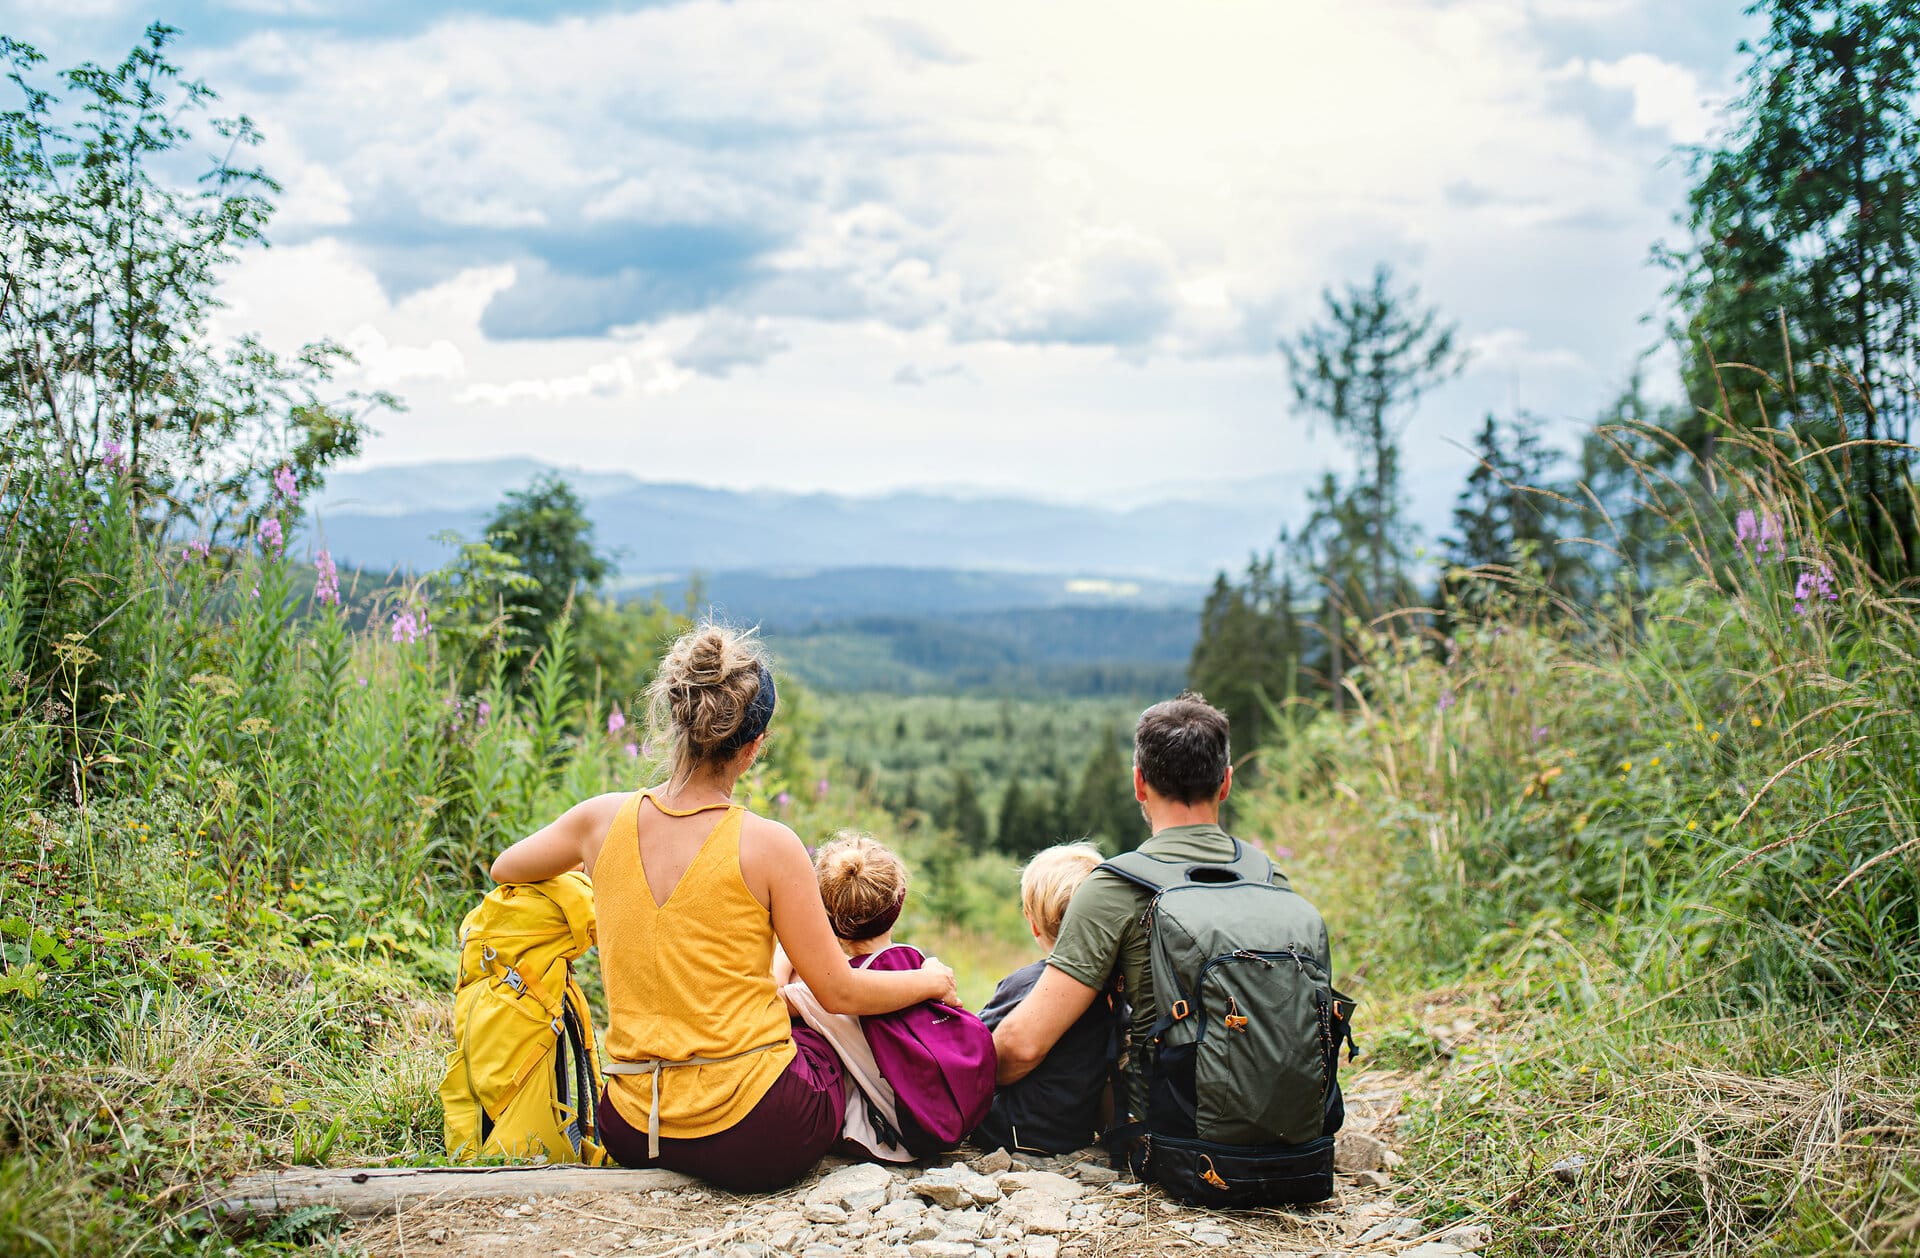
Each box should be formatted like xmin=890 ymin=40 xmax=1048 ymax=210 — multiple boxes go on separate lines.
xmin=946 ymin=768 xmax=989 ymax=853
xmin=1072 ymin=730 xmax=1140 ymax=855
xmin=1281 ymin=265 xmax=1466 ymax=610
xmin=1669 ymin=0 xmax=1920 ymax=575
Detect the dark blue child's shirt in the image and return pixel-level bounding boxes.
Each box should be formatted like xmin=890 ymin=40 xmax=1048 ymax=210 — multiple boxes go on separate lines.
xmin=972 ymin=959 xmax=1124 ymax=1154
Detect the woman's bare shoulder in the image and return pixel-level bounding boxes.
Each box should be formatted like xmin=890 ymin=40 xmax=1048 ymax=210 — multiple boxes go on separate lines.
xmin=739 ymin=810 xmax=804 ymax=854
xmin=568 ymin=791 xmax=633 ymax=833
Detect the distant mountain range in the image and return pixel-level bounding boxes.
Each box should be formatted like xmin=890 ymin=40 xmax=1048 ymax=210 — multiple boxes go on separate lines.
xmin=308 ymin=458 xmax=1303 ymax=583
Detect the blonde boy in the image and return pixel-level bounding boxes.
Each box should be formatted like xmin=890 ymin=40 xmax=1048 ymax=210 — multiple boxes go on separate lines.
xmin=972 ymin=842 xmax=1122 ymax=1154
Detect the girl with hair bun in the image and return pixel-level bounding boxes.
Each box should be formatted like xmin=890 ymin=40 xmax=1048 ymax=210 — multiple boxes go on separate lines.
xmin=489 ymin=624 xmax=958 ymax=1191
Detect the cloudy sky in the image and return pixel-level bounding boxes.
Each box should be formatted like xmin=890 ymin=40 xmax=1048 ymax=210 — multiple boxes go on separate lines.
xmin=19 ymin=0 xmax=1753 ymax=527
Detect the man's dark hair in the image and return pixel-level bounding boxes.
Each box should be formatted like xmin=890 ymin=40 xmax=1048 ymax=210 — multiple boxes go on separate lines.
xmin=1133 ymin=692 xmax=1231 ymax=805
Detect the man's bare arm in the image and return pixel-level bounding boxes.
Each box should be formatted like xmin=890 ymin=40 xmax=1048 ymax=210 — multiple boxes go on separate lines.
xmin=991 ymin=964 xmax=1101 ymax=1085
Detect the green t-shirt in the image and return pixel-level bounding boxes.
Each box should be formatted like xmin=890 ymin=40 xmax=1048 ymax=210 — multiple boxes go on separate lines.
xmin=1046 ymin=822 xmax=1238 ymax=1123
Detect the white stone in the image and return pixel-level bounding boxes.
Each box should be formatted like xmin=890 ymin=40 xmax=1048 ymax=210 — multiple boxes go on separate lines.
xmin=909 ymin=1166 xmax=1001 ymax=1209
xmin=1356 ymin=1217 xmax=1423 ymax=1244
xmin=970 ymin=1149 xmax=1015 ymax=1175
xmin=997 ymin=1190 xmax=1071 ymax=1235
xmin=809 ymin=1163 xmax=897 ymax=1213
xmin=908 ymin=1243 xmax=977 ymax=1258
xmin=1440 ymin=1223 xmax=1492 ymax=1249
xmin=802 ymin=1202 xmax=849 ymax=1226
xmin=1108 ymin=1183 xmax=1143 ymax=1197
xmin=1399 ymin=1246 xmax=1469 ymax=1258
xmin=1334 ymin=1129 xmax=1392 ymax=1173
xmin=1069 ymin=1163 xmax=1118 ymax=1186
xmin=1350 ymin=1169 xmax=1392 ymax=1189
xmin=1023 ymin=1240 xmax=1060 ymax=1258
xmin=878 ymin=1199 xmax=928 ymax=1223
xmin=904 ymin=1221 xmax=944 ymax=1243
xmin=996 ymin=1172 xmax=1084 ymax=1201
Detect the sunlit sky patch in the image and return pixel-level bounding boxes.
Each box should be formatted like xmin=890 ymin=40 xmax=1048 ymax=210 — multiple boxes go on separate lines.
xmin=17 ymin=0 xmax=1756 ymax=528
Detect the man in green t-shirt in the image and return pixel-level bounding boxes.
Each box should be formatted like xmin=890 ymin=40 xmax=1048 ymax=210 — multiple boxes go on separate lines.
xmin=992 ymin=693 xmax=1239 ymax=1131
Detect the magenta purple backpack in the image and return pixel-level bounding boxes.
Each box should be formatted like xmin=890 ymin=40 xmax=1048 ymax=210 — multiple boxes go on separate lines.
xmin=855 ymin=945 xmax=997 ymax=1156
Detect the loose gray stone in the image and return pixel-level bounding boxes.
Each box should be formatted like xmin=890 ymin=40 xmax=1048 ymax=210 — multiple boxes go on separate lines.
xmin=908 ymin=1243 xmax=976 ymax=1258
xmin=904 ymin=1221 xmax=943 ymax=1243
xmin=768 ymin=1229 xmax=800 ymax=1251
xmin=1399 ymin=1246 xmax=1470 ymax=1258
xmin=877 ymin=1199 xmax=927 ymax=1223
xmin=1334 ymin=1130 xmax=1392 ymax=1173
xmin=724 ymin=1246 xmax=772 ymax=1258
xmin=1550 ymin=1153 xmax=1590 ymax=1184
xmin=1107 ymin=1182 xmax=1143 ymax=1197
xmin=1113 ymin=1212 xmax=1146 ymax=1227
xmin=799 ymin=1246 xmax=846 ymax=1258
xmin=803 ymin=1202 xmax=849 ymax=1226
xmin=970 ymin=1149 xmax=1015 ymax=1175
xmin=997 ymin=1190 xmax=1071 ymax=1235
xmin=1356 ymin=1217 xmax=1423 ymax=1244
xmin=1190 ymin=1230 xmax=1232 ymax=1247
xmin=1441 ymin=1223 xmax=1492 ymax=1249
xmin=810 ymin=1164 xmax=897 ymax=1213
xmin=1069 ymin=1163 xmax=1118 ymax=1187
xmin=996 ymin=1171 xmax=1084 ymax=1201
xmin=1350 ymin=1169 xmax=1392 ymax=1189
xmin=909 ymin=1166 xmax=1001 ymax=1209
xmin=1024 ymin=1240 xmax=1061 ymax=1258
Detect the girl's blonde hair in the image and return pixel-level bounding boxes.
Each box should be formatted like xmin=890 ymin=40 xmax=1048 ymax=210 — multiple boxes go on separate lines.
xmin=814 ymin=831 xmax=908 ymax=941
xmin=645 ymin=623 xmax=771 ymax=787
xmin=1021 ymin=841 xmax=1104 ymax=944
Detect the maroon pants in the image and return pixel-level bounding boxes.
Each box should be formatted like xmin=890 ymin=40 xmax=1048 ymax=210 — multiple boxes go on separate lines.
xmin=597 ymin=1026 xmax=846 ymax=1192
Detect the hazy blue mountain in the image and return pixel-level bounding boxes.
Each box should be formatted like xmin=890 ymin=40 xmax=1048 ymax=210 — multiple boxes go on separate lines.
xmin=645 ymin=567 xmax=1204 ymax=628
xmin=308 ymin=459 xmax=1300 ymax=582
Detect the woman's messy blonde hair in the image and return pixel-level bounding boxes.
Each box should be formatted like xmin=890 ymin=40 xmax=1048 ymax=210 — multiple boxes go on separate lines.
xmin=645 ymin=623 xmax=772 ymax=787
xmin=1021 ymin=841 xmax=1103 ymax=945
xmin=814 ymin=831 xmax=908 ymax=941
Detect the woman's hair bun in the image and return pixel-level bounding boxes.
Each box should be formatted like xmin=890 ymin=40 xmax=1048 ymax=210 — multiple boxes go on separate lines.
xmin=646 ymin=623 xmax=771 ymax=775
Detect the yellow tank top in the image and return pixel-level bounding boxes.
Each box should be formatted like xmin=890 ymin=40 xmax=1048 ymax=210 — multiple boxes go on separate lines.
xmin=597 ymin=790 xmax=795 ymax=1139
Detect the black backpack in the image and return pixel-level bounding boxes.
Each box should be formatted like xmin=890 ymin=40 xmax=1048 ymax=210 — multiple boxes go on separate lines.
xmin=1101 ymin=839 xmax=1357 ymax=1206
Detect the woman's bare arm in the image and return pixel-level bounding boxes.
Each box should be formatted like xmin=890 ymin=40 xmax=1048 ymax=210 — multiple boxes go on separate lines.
xmin=490 ymin=793 xmax=624 ymax=883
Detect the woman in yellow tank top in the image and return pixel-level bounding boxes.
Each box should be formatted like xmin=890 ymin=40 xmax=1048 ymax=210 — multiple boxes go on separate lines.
xmin=490 ymin=624 xmax=958 ymax=1190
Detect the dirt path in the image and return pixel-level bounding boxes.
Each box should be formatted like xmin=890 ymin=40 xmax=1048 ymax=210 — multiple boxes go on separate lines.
xmin=341 ymin=1070 xmax=1487 ymax=1258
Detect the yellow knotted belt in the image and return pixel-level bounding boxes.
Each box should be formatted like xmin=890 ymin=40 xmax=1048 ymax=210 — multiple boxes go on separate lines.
xmin=604 ymin=1042 xmax=780 ymax=1158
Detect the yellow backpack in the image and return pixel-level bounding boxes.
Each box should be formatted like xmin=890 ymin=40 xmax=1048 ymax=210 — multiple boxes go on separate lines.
xmin=440 ymin=872 xmax=606 ymax=1164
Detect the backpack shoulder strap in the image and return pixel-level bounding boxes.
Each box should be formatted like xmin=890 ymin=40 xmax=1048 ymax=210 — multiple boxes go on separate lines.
xmin=1099 ymin=837 xmax=1274 ymax=895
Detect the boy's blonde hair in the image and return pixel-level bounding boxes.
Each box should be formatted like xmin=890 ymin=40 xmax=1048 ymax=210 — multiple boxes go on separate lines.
xmin=1021 ymin=842 xmax=1104 ymax=944
xmin=814 ymin=831 xmax=908 ymax=941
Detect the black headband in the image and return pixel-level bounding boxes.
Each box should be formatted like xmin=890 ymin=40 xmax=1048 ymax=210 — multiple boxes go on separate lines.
xmin=717 ymin=662 xmax=777 ymax=755
xmin=831 ymin=884 xmax=906 ymax=941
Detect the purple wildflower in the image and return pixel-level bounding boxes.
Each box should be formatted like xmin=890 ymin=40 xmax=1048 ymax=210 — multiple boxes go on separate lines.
xmin=391 ymin=607 xmax=430 ymax=645
xmin=185 ymin=538 xmax=210 ymax=562
xmin=273 ymin=464 xmax=299 ymax=505
xmin=313 ymin=550 xmax=340 ymax=607
xmin=77 ymin=518 xmax=92 ymax=538
xmin=102 ymin=439 xmax=125 ymax=473
xmin=1736 ymin=509 xmax=1786 ymax=561
xmin=607 ymin=707 xmax=627 ymax=736
xmin=814 ymin=776 xmax=830 ymax=802
xmin=774 ymin=790 xmax=792 ymax=811
xmin=476 ymin=700 xmax=492 ymax=728
xmin=624 ymin=742 xmax=640 ymax=758
xmin=1532 ymin=724 xmax=1549 ymax=742
xmin=1273 ymin=846 xmax=1295 ymax=861
xmin=1438 ymin=689 xmax=1456 ymax=712
xmin=1793 ymin=563 xmax=1839 ymax=616
xmin=258 ymin=516 xmax=284 ymax=555
xmin=357 ymin=677 xmax=369 ymax=687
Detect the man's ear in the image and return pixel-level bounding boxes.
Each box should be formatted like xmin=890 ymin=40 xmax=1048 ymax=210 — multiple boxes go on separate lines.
xmin=1217 ymin=765 xmax=1233 ymax=803
xmin=1133 ymin=763 xmax=1149 ymax=803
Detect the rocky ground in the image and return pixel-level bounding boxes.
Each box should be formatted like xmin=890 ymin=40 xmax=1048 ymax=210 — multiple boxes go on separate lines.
xmin=341 ymin=1070 xmax=1489 ymax=1258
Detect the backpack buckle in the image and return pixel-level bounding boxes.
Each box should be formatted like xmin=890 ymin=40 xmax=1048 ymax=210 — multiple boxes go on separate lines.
xmin=1224 ymin=996 xmax=1249 ymax=1032
xmin=551 ymin=1016 xmax=564 ymax=1037
xmin=1171 ymin=1000 xmax=1190 ymax=1020
xmin=503 ymin=967 xmax=527 ymax=994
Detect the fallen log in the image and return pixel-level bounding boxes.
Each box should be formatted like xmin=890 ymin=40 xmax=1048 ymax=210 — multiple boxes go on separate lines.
xmin=209 ymin=1163 xmax=698 ymax=1219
